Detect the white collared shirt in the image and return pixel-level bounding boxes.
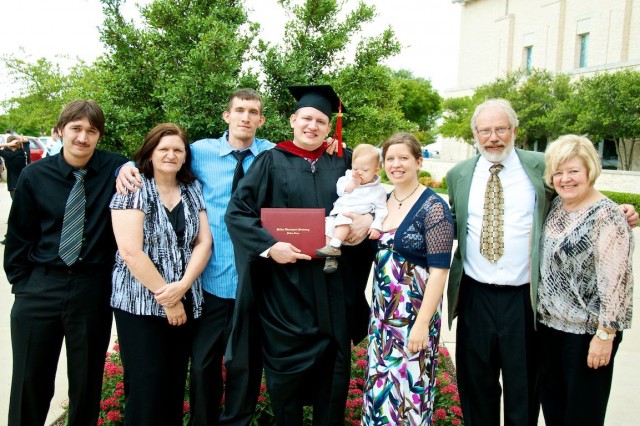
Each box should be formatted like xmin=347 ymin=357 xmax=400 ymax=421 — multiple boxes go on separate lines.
xmin=464 ymin=149 xmax=535 ymax=285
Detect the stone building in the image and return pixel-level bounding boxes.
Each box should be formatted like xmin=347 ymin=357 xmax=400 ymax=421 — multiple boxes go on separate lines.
xmin=440 ymin=0 xmax=640 ymax=169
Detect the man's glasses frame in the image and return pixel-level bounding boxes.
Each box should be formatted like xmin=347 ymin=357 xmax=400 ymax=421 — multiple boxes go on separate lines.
xmin=475 ymin=126 xmax=512 ymax=138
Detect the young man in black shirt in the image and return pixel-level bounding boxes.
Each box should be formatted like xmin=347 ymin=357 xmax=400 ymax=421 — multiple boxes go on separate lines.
xmin=4 ymin=100 xmax=128 ymax=426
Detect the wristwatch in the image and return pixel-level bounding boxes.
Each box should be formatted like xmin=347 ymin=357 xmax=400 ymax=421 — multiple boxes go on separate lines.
xmin=595 ymin=329 xmax=616 ymax=341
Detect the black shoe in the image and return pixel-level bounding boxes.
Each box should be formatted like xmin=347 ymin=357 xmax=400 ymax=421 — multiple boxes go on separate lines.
xmin=0 ymin=239 xmax=5 ymax=245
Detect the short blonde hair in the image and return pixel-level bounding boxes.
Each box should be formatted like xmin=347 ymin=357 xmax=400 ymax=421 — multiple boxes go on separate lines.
xmin=352 ymin=143 xmax=381 ymax=165
xmin=544 ymin=134 xmax=601 ymax=187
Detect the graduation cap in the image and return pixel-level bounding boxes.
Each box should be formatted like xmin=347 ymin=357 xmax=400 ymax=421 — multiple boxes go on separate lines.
xmin=288 ymin=84 xmax=346 ymax=156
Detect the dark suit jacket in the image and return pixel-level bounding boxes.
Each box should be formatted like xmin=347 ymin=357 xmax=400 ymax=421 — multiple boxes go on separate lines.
xmin=445 ymin=148 xmax=554 ymax=328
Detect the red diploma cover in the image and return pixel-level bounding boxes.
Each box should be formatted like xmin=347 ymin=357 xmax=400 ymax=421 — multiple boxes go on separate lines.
xmin=260 ymin=208 xmax=326 ymax=258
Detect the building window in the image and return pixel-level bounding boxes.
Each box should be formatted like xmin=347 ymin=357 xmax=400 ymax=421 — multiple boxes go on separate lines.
xmin=578 ymin=33 xmax=589 ymax=68
xmin=524 ymin=46 xmax=533 ymax=74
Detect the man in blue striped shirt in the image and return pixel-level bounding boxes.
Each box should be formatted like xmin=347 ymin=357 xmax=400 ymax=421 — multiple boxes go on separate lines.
xmin=188 ymin=89 xmax=273 ymax=426
xmin=118 ymin=88 xmax=273 ymax=426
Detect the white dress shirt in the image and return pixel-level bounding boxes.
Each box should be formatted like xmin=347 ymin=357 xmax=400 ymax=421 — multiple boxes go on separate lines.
xmin=464 ymin=149 xmax=535 ymax=286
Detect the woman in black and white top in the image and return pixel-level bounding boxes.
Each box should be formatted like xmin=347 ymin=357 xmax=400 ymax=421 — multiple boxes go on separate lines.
xmin=110 ymin=123 xmax=212 ymax=425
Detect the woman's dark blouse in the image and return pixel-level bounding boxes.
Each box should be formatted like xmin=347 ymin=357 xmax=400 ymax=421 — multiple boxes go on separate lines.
xmin=391 ymin=188 xmax=454 ymax=270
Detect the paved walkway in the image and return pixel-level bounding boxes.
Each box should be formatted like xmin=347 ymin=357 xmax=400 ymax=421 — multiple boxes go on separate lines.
xmin=439 ymin=232 xmax=640 ymax=426
xmin=0 ymin=184 xmax=638 ymax=425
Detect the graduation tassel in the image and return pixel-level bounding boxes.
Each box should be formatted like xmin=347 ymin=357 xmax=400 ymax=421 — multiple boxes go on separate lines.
xmin=335 ymin=101 xmax=343 ymax=157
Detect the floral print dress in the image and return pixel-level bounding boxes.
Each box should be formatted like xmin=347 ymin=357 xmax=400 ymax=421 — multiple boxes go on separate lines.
xmin=361 ymin=230 xmax=442 ymax=425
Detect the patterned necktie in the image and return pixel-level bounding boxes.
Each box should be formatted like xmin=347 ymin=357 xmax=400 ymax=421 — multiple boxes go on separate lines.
xmin=59 ymin=169 xmax=87 ymax=265
xmin=231 ymin=150 xmax=251 ymax=193
xmin=480 ymin=163 xmax=504 ymax=263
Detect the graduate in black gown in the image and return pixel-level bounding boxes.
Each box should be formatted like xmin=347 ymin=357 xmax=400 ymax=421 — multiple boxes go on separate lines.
xmin=225 ymin=85 xmax=374 ymax=425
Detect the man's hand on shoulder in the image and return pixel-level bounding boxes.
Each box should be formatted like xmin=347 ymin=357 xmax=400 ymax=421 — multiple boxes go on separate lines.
xmin=622 ymin=204 xmax=639 ymax=228
xmin=325 ymin=137 xmax=345 ymax=156
xmin=116 ymin=163 xmax=142 ymax=195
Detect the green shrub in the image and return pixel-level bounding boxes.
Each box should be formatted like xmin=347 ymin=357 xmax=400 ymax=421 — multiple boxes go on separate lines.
xmin=379 ymin=169 xmax=390 ymax=184
xmin=419 ymin=176 xmax=434 ymax=187
xmin=419 ymin=170 xmax=431 ymax=179
xmin=440 ymin=176 xmax=448 ymax=190
xmin=601 ymin=190 xmax=640 ymax=213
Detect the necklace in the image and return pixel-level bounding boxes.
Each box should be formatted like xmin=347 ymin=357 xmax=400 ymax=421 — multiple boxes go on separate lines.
xmin=158 ymin=185 xmax=180 ymax=211
xmin=392 ymin=183 xmax=421 ymax=208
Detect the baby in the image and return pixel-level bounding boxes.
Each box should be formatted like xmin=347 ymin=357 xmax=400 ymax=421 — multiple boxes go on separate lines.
xmin=316 ymin=143 xmax=388 ymax=273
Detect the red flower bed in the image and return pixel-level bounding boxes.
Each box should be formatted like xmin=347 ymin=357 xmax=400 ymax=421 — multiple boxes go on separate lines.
xmin=63 ymin=341 xmax=463 ymax=425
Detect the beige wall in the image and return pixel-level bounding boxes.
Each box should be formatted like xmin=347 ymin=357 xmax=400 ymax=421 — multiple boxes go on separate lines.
xmin=439 ymin=136 xmax=477 ymax=162
xmin=450 ymin=0 xmax=640 ymax=92
xmin=444 ymin=0 xmax=640 ymax=167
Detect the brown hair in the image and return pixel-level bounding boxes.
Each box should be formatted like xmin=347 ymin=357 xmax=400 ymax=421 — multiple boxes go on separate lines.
xmin=227 ymin=88 xmax=264 ymax=114
xmin=56 ymin=100 xmax=105 ymax=137
xmin=135 ymin=123 xmax=196 ymax=184
xmin=381 ymin=132 xmax=422 ymax=161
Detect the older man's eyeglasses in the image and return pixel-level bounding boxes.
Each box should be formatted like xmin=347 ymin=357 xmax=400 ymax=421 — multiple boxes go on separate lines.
xmin=476 ymin=127 xmax=512 ymax=138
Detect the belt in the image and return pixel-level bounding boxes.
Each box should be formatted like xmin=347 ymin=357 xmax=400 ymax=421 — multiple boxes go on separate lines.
xmin=463 ymin=274 xmax=528 ymax=289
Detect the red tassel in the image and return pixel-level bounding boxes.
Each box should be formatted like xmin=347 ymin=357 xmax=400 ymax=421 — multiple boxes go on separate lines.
xmin=335 ymin=101 xmax=343 ymax=157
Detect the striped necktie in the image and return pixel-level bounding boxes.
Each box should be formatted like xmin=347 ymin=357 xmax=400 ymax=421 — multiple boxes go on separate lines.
xmin=59 ymin=169 xmax=87 ymax=265
xmin=480 ymin=163 xmax=504 ymax=263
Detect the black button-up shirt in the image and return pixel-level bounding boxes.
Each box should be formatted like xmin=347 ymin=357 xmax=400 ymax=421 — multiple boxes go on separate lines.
xmin=4 ymin=149 xmax=128 ymax=284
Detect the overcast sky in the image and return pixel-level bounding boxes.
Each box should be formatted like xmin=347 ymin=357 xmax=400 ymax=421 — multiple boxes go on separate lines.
xmin=0 ymin=0 xmax=461 ymax=101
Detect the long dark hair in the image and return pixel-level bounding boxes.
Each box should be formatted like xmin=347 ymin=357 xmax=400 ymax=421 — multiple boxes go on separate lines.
xmin=135 ymin=123 xmax=196 ymax=184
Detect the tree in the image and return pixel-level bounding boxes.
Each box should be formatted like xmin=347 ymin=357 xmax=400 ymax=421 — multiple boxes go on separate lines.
xmin=93 ymin=0 xmax=259 ymax=156
xmin=439 ymin=70 xmax=573 ymax=150
xmin=335 ymin=64 xmax=414 ymax=146
xmin=0 ymin=53 xmax=91 ymax=135
xmin=257 ymin=0 xmax=411 ymax=146
xmin=438 ymin=95 xmax=474 ymax=143
xmin=571 ymin=70 xmax=640 ymax=170
xmin=2 ymin=0 xmax=448 ymax=153
xmin=510 ymin=69 xmax=573 ymax=151
xmin=439 ymin=71 xmax=521 ymax=144
xmin=392 ymin=70 xmax=442 ymax=143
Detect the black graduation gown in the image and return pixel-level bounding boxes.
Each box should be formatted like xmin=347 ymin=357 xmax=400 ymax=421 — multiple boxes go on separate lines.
xmin=225 ymin=145 xmax=374 ymax=423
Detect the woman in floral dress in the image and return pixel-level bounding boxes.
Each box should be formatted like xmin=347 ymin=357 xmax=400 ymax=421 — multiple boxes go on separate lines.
xmin=362 ymin=133 xmax=454 ymax=425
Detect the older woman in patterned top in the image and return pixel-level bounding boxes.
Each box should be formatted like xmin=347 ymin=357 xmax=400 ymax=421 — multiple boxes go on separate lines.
xmin=110 ymin=123 xmax=212 ymax=425
xmin=361 ymin=133 xmax=454 ymax=425
xmin=537 ymin=134 xmax=634 ymax=426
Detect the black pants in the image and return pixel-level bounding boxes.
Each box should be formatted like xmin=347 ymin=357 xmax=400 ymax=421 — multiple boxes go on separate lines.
xmin=114 ymin=308 xmax=193 ymax=426
xmin=537 ymin=323 xmax=621 ymax=426
xmin=189 ymin=292 xmax=263 ymax=426
xmin=9 ymin=266 xmax=112 ymax=426
xmin=269 ymin=341 xmax=347 ymax=426
xmin=456 ymin=275 xmax=539 ymax=426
